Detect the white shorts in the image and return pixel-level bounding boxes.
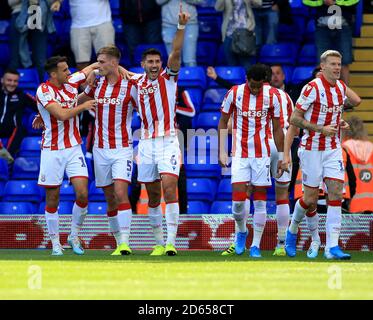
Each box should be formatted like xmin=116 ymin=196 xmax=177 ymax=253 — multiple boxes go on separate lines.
xmin=38 ymin=145 xmax=88 ymax=187
xmin=70 ymin=22 xmax=115 ymax=63
xmin=93 ymin=147 xmax=133 ymax=187
xmin=298 ymin=148 xmax=345 ymax=188
xmin=231 ymin=156 xmax=271 ymax=186
xmin=137 ymin=136 xmax=181 ymax=183
xmin=269 ymin=138 xmax=291 ymax=185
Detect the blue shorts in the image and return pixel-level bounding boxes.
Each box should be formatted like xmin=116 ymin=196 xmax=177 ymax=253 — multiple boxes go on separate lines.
xmin=315 ymin=25 xmax=353 ymax=65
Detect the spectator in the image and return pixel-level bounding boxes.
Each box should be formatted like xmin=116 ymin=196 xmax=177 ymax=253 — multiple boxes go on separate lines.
xmin=120 ymin=0 xmax=163 ymax=63
xmin=303 ymin=0 xmax=359 ymax=84
xmin=343 ymin=116 xmax=373 ymax=213
xmin=252 ymin=0 xmax=279 ymax=48
xmin=69 ymin=0 xmax=115 ymax=70
xmin=0 ymin=69 xmax=37 ymax=156
xmin=157 ymin=0 xmax=202 ymax=67
xmin=15 ymin=0 xmax=61 ymax=82
xmin=215 ymin=0 xmax=260 ymax=70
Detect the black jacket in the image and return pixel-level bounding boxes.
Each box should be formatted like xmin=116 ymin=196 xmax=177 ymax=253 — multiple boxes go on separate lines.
xmin=0 ymin=87 xmax=37 ymax=136
xmin=120 ymin=0 xmax=161 ymax=24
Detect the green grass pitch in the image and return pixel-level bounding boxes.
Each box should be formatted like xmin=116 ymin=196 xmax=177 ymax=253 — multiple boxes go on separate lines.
xmin=1 ymin=250 xmax=373 ymax=300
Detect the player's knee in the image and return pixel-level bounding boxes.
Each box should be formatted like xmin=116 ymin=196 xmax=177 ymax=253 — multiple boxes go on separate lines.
xmin=302 ymin=195 xmax=318 ymax=209
xmin=163 ymin=187 xmax=177 ymax=203
xmin=76 ymin=190 xmax=88 ymax=204
xmin=114 ymin=189 xmax=128 ymax=203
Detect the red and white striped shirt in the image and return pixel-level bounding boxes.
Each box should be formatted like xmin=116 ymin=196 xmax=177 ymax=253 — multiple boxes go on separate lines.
xmin=85 ymin=76 xmax=137 ymax=149
xmin=296 ymin=74 xmax=346 ymax=151
xmin=36 ymin=72 xmax=86 ymax=150
xmin=221 ymin=83 xmax=281 ymax=158
xmin=267 ymin=86 xmax=294 ymax=139
xmin=132 ymin=68 xmax=178 ymax=140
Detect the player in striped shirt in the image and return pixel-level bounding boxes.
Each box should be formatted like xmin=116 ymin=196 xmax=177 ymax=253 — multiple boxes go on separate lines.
xmin=36 ymin=56 xmax=98 ymax=256
xmin=81 ymin=45 xmax=137 ymax=256
xmin=130 ymin=8 xmax=190 ymax=256
xmin=283 ymin=50 xmax=359 ymax=260
xmin=218 ymin=64 xmax=285 ymax=258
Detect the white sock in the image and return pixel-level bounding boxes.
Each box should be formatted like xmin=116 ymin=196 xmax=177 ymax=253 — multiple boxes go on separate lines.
xmin=289 ymin=198 xmax=308 ymax=234
xmin=252 ymin=200 xmax=267 ymax=248
xmin=107 ymin=213 xmax=125 ymax=246
xmin=166 ymin=202 xmax=179 ymax=246
xmin=276 ymin=202 xmax=290 ymax=244
xmin=45 ymin=210 xmax=60 ymax=247
xmin=306 ymin=210 xmax=320 ymax=243
xmin=232 ymin=200 xmax=247 ymax=233
xmin=70 ymin=202 xmax=88 ymax=238
xmin=326 ymin=202 xmax=342 ymax=248
xmin=148 ymin=204 xmax=165 ymax=246
xmin=117 ymin=204 xmax=132 ymax=244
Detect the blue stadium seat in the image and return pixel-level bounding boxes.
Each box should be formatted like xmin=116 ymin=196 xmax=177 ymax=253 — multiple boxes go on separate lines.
xmin=187 ymin=178 xmax=216 ymax=202
xmin=202 ymin=88 xmax=227 ymax=111
xmin=0 ymin=181 xmax=5 ymax=199
xmin=298 ymin=44 xmax=317 ymax=65
xmin=59 ymin=180 xmax=75 ymax=201
xmin=0 ymin=42 xmax=10 ymax=66
xmin=89 ymin=182 xmax=106 ymax=201
xmin=289 ymin=0 xmax=309 ymax=16
xmin=178 ymin=67 xmax=207 ymax=89
xmin=0 ymin=159 xmax=8 ymax=181
xmin=3 ymin=180 xmax=42 ymax=202
xmin=12 ymin=157 xmax=40 ymax=180
xmin=116 ymin=42 xmax=132 ymax=67
xmin=185 ymin=160 xmax=221 ymax=179
xmin=266 ymin=201 xmax=277 ymax=214
xmin=183 ymin=88 xmax=203 ymax=113
xmin=88 ymin=202 xmax=107 ymax=214
xmin=277 ymin=17 xmax=306 ymax=43
xmin=215 ymin=43 xmax=227 ymax=65
xmin=198 ymin=16 xmax=222 ymax=41
xmin=133 ymin=44 xmax=168 ymax=65
xmin=17 ymin=68 xmax=40 ymax=90
xmin=0 ymin=20 xmax=9 ymax=41
xmin=19 ymin=137 xmax=42 ymax=157
xmin=0 ymin=202 xmax=36 ymax=214
xmin=210 ymin=201 xmax=232 ymax=214
xmin=282 ymin=66 xmax=294 ymax=84
xmin=54 ymin=19 xmax=71 ymax=45
xmin=304 ymin=20 xmax=316 ymax=43
xmin=197 ymin=41 xmax=218 ymax=66
xmin=129 ymin=67 xmax=144 ymax=74
xmin=208 ymin=66 xmax=246 ymax=88
xmin=39 ymin=201 xmax=73 ymax=214
xmin=291 ymin=66 xmax=314 ymax=85
xmin=113 ymin=18 xmax=124 ymax=34
xmin=110 ymin=0 xmax=120 ymax=16
xmin=195 ymin=111 xmax=220 ymax=130
xmin=131 ymin=111 xmax=141 ymax=131
xmin=259 ymin=43 xmax=299 ymax=65
xmin=216 ymin=178 xmax=232 ymax=200
xmin=187 ymin=201 xmax=211 ymax=214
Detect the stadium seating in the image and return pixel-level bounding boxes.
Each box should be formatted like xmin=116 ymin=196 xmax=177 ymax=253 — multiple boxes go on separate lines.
xmin=26 ymin=113 xmax=43 ymax=136
xmin=197 ymin=41 xmax=218 ymax=66
xmin=198 ymin=16 xmax=222 ymax=42
xmin=178 ymin=67 xmax=207 ymax=89
xmin=0 ymin=181 xmax=5 ymax=199
xmin=187 ymin=178 xmax=216 ymax=202
xmin=0 ymin=20 xmax=9 ymax=41
xmin=0 ymin=202 xmax=36 ymax=214
xmin=0 ymin=159 xmax=8 ymax=181
xmin=88 ymin=181 xmax=106 ymax=202
xmin=202 ymin=88 xmax=228 ymax=111
xmin=88 ymin=202 xmax=108 ymax=215
xmin=184 ymin=88 xmax=203 ymax=113
xmin=277 ymin=17 xmax=306 ymax=43
xmin=210 ymin=201 xmax=232 ymax=214
xmin=0 ymin=42 xmax=10 ymax=66
xmin=208 ymin=66 xmax=246 ymax=88
xmin=19 ymin=137 xmax=41 ymax=157
xmin=39 ymin=201 xmax=73 ymax=214
xmin=304 ymin=19 xmax=316 ymax=43
xmin=216 ymin=178 xmax=232 ymax=200
xmin=116 ymin=42 xmax=132 ymax=68
xmin=187 ymin=201 xmax=211 ymax=214
xmin=195 ymin=111 xmax=220 ymax=130
xmin=291 ymin=66 xmax=314 ymax=85
xmin=17 ymin=68 xmax=40 ymax=90
xmin=282 ymin=66 xmax=294 ymax=84
xmin=12 ymin=157 xmax=40 ymax=180
xmin=112 ymin=18 xmax=124 ymax=34
xmin=259 ymin=43 xmax=299 ymax=65
xmin=110 ymin=0 xmax=120 ymax=16
xmin=3 ymin=180 xmax=42 ymax=202
xmin=298 ymin=44 xmax=317 ymax=65
xmin=131 ymin=111 xmax=141 ymax=131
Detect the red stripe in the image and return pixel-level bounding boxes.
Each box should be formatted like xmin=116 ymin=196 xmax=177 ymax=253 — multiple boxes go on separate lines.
xmin=253 ymin=191 xmax=267 ymax=201
xmin=50 ymin=115 xmax=59 ymax=151
xmin=232 ymin=191 xmax=247 ymax=201
xmin=63 ymin=118 xmax=71 ymax=149
xmin=306 ymin=209 xmax=317 ymax=217
xmin=254 ymin=90 xmax=263 ymax=158
xmin=70 ymin=176 xmax=89 ymax=180
xmin=333 ymin=84 xmax=344 ymax=149
xmin=121 ymin=82 xmax=132 ymax=148
xmin=165 ymin=200 xmax=179 ymax=204
xmin=148 ymin=85 xmax=159 ymax=138
xmin=299 ymin=198 xmax=309 ymax=210
xmin=108 ymin=80 xmax=121 ymax=149
xmin=107 ymin=209 xmax=118 ymax=217
xmin=45 ymin=206 xmax=58 ymax=213
xmin=97 ymin=81 xmax=109 ymax=148
xmin=328 ymin=200 xmax=342 ymax=207
xmin=6 ymin=127 xmax=17 ymax=149
xmin=118 ymin=203 xmax=131 ymax=211
xmin=139 ymin=79 xmax=150 ymax=139
xmin=75 ymin=200 xmax=88 ymax=208
xmin=319 ymin=83 xmax=334 ymax=151
xmin=159 ymin=77 xmax=171 ymax=135
xmin=241 ymin=85 xmax=250 ymax=157
xmin=305 ymin=83 xmax=320 ymax=151
xmin=276 ymin=199 xmax=289 ymax=205
xmin=232 ymin=87 xmax=238 ymax=156
xmin=73 ymin=116 xmax=81 ymax=144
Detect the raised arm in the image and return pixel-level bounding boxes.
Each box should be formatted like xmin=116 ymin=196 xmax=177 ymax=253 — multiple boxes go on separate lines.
xmin=46 ymin=101 xmax=95 ymax=122
xmin=345 ymin=87 xmax=362 ymax=108
xmin=167 ymin=6 xmax=190 ymax=72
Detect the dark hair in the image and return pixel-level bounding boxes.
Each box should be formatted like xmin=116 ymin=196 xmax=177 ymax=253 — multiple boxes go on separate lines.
xmin=246 ymin=64 xmax=267 ymax=82
xmin=97 ymin=45 xmax=121 ymax=60
xmin=264 ymin=64 xmax=272 ymax=83
xmin=3 ymin=68 xmax=20 ymax=76
xmin=312 ymin=65 xmax=321 ymax=78
xmin=45 ymin=56 xmax=68 ymax=75
xmin=141 ymin=48 xmax=162 ymax=61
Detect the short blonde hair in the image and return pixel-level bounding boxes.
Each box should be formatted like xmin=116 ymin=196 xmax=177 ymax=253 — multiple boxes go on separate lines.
xmin=97 ymin=45 xmax=121 ymax=60
xmin=320 ymin=50 xmax=342 ymax=63
xmin=345 ymin=116 xmax=368 ymax=141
